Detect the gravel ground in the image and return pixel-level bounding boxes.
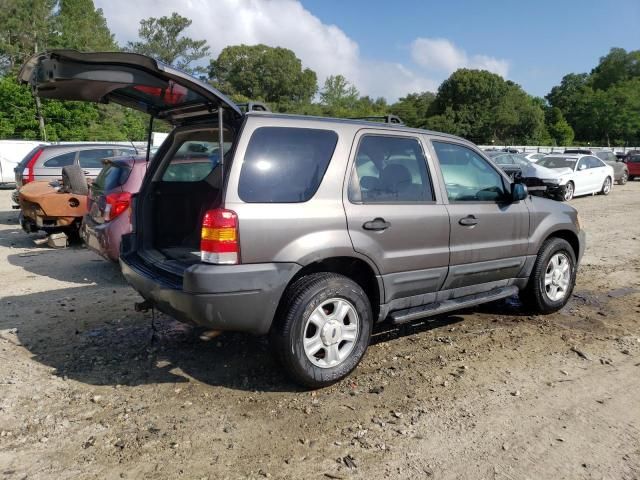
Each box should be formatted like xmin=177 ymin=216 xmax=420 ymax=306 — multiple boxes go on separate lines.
xmin=1 ymin=184 xmax=639 ymax=480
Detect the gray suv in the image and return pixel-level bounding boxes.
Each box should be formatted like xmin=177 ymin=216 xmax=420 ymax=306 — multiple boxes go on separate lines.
xmin=21 ymin=51 xmax=586 ymax=388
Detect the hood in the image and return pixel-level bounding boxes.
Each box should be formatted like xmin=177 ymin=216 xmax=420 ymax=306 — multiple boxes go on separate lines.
xmin=19 ymin=50 xmax=242 ymax=124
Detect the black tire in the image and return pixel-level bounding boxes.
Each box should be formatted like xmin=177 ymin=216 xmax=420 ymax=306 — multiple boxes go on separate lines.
xmin=600 ymin=176 xmax=612 ymax=195
xmin=521 ymin=237 xmax=577 ymax=314
xmin=629 ymin=175 xmax=635 ymax=181
xmin=560 ymin=181 xmax=574 ymax=201
xmin=270 ymin=272 xmax=373 ymax=389
xmin=618 ymin=171 xmax=628 ymax=185
xmin=61 ymin=165 xmax=88 ymax=196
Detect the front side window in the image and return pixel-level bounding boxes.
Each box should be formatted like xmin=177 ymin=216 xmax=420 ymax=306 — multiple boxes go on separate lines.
xmin=79 ymin=149 xmax=116 ymax=169
xmin=577 ymin=158 xmax=590 ymax=170
xmin=349 ymin=135 xmax=434 ymax=203
xmin=587 ymin=156 xmax=605 ymax=168
xmin=238 ymin=127 xmax=338 ymax=203
xmin=43 ymin=151 xmax=76 ymax=168
xmin=432 ymin=141 xmax=508 ymax=202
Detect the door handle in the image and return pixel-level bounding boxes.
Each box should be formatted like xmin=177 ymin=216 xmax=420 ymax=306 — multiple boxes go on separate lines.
xmin=363 ymin=217 xmax=391 ymax=231
xmin=83 ymin=170 xmax=90 ymax=175
xmin=459 ymin=215 xmax=478 ymax=227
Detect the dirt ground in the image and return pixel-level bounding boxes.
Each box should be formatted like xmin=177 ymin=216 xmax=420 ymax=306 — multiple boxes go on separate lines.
xmin=1 ymin=184 xmax=639 ymax=480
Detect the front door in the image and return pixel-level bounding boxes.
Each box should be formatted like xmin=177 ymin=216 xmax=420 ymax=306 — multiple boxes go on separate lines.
xmin=573 ymin=157 xmax=594 ymax=195
xmin=343 ymin=131 xmax=450 ymax=304
xmin=430 ymin=140 xmax=530 ymax=290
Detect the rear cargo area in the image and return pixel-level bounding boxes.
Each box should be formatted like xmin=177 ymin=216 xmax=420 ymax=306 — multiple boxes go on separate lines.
xmin=140 ymin=126 xmax=231 ymax=269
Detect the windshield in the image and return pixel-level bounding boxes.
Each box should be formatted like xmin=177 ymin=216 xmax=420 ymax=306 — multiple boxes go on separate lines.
xmin=538 ymin=156 xmax=577 ymax=170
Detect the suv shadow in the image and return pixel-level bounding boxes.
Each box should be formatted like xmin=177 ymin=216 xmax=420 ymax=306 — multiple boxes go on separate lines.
xmin=2 ymin=285 xmax=464 ymax=393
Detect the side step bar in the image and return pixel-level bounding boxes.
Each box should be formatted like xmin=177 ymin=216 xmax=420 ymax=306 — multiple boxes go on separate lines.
xmin=389 ymin=286 xmax=519 ymax=325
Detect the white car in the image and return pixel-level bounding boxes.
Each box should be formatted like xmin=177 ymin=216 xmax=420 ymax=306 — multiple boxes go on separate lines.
xmin=522 ymin=152 xmax=547 ymax=162
xmin=0 ymin=140 xmax=48 ymax=186
xmin=536 ymin=154 xmax=615 ymax=201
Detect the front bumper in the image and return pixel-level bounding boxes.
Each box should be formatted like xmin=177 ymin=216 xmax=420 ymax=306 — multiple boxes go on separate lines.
xmin=577 ymin=229 xmax=586 ymax=265
xmin=120 ymin=248 xmax=301 ymax=335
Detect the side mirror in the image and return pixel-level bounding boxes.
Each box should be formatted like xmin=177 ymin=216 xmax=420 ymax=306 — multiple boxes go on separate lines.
xmin=579 ymin=164 xmax=587 ymax=170
xmin=511 ymin=182 xmax=528 ymax=202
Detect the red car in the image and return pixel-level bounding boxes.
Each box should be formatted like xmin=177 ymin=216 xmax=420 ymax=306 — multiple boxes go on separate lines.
xmin=626 ymin=154 xmax=640 ymax=181
xmin=81 ymin=156 xmax=146 ymax=261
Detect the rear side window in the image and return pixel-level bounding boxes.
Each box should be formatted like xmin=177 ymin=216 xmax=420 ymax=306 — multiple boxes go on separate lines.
xmin=79 ymin=149 xmax=117 ymax=169
xmin=43 ymin=151 xmax=75 ymax=167
xmin=349 ymin=135 xmax=434 ymax=203
xmin=238 ymin=127 xmax=338 ymax=203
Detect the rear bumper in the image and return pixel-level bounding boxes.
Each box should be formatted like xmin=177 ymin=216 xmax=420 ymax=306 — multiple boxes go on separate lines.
xmin=120 ymin=247 xmax=301 ymax=335
xmin=81 ymin=214 xmax=129 ymax=262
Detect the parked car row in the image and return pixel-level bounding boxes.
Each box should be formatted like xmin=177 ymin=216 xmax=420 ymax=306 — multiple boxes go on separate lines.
xmin=10 ymin=49 xmax=590 ymax=388
xmin=484 ymin=147 xmax=637 ymax=201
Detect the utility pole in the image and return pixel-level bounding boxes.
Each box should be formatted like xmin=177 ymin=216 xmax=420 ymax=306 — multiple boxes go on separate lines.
xmin=34 ymin=37 xmax=46 ymax=141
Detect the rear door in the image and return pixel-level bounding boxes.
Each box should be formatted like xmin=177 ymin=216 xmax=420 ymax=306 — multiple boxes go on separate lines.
xmin=430 ymin=140 xmax=530 ymax=290
xmin=77 ymin=147 xmax=118 ymax=179
xmin=33 ymin=149 xmax=76 ymax=182
xmin=343 ymin=130 xmax=450 ymax=305
xmin=19 ymin=50 xmax=242 ymax=123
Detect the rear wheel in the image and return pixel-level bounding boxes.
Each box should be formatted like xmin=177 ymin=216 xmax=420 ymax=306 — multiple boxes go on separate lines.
xmin=618 ymin=171 xmax=628 ymax=185
xmin=521 ymin=237 xmax=576 ymax=314
xmin=270 ymin=273 xmax=372 ymax=389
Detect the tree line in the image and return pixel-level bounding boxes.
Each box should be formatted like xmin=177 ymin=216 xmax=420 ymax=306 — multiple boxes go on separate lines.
xmin=1 ymin=0 xmax=638 ymax=146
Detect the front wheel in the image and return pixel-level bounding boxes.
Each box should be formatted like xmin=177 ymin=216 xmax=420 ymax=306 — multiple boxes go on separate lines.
xmin=601 ymin=176 xmax=612 ymax=195
xmin=521 ymin=238 xmax=577 ymax=314
xmin=270 ymin=273 xmax=373 ymax=389
xmin=561 ymin=182 xmax=574 ymax=201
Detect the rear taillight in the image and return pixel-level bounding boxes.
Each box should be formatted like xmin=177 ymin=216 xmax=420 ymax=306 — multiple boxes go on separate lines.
xmin=104 ymin=192 xmax=131 ymax=222
xmin=22 ymin=148 xmax=43 ymax=185
xmin=200 ymin=209 xmax=239 ymax=265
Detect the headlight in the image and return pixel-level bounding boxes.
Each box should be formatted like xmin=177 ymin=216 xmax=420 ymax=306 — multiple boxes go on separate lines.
xmin=544 ymin=178 xmax=561 ymax=184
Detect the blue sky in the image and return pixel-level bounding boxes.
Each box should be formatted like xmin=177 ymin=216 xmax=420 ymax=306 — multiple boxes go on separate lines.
xmin=97 ymin=0 xmax=640 ymax=101
xmin=300 ymin=0 xmax=640 ymax=97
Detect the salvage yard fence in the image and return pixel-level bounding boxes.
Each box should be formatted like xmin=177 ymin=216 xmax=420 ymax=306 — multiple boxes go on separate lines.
xmin=479 ymin=145 xmax=640 ymax=153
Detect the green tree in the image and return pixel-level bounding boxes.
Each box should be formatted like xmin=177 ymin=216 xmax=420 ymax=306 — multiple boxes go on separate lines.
xmin=320 ymin=75 xmax=359 ymax=110
xmin=390 ymin=92 xmax=435 ymax=128
xmin=0 ymin=0 xmax=55 ymax=74
xmin=590 ymin=47 xmax=640 ymax=91
xmin=209 ymin=44 xmax=317 ymax=103
xmin=51 ymin=0 xmax=117 ymax=51
xmin=546 ymin=107 xmax=574 ymax=145
xmin=126 ymin=12 xmax=210 ymax=75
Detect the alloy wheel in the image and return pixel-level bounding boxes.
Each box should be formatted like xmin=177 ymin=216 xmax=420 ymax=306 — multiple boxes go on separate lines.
xmin=544 ymin=253 xmax=571 ymax=302
xmin=303 ymin=298 xmax=359 ymax=368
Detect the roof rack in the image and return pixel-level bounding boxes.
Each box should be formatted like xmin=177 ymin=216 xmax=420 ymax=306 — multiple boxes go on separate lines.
xmin=237 ymin=101 xmax=271 ymax=113
xmin=348 ymin=114 xmax=404 ymax=125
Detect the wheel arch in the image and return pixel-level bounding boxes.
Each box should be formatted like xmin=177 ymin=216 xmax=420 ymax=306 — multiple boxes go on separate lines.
xmin=542 ymin=229 xmax=580 ymax=261
xmin=275 ymin=256 xmax=383 ymax=326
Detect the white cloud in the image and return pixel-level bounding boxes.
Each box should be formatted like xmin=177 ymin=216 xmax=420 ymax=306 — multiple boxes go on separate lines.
xmin=94 ymin=0 xmax=503 ymax=101
xmin=411 ymin=37 xmax=509 ymax=78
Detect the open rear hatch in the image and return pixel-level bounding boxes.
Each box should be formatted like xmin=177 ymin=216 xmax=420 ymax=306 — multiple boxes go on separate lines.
xmin=19 ymin=50 xmax=242 ymax=123
xmin=20 ymin=50 xmax=243 ymax=277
